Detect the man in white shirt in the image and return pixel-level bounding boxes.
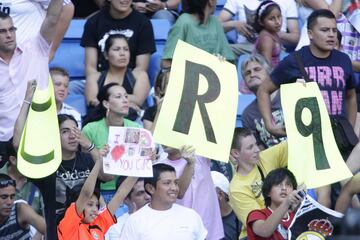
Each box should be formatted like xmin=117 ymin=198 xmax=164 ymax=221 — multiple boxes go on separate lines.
xmin=120 ymin=163 xmax=208 ymax=240
xmin=218 ymin=0 xmax=300 ymax=57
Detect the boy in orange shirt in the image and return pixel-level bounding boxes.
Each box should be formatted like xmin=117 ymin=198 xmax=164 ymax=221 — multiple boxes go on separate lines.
xmin=57 ymin=154 xmax=137 ymax=240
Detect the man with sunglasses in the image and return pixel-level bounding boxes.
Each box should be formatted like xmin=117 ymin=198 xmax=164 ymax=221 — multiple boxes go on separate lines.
xmin=0 ymin=173 xmax=45 ymax=239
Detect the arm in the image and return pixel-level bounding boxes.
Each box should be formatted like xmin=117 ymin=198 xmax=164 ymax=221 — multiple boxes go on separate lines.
xmin=346 ymin=88 xmax=357 ymax=127
xmin=145 ymin=0 xmax=180 ymax=12
xmin=250 ymin=190 xmax=303 ymax=238
xmin=302 ymin=0 xmax=343 ymax=16
xmin=335 ymin=173 xmax=360 ymax=213
xmin=345 ymin=142 xmax=360 ymax=174
xmin=107 ymin=177 xmax=138 ymax=215
xmin=177 ymin=146 xmax=196 ymax=199
xmin=17 ymin=203 xmax=46 ymax=235
xmin=257 ymin=78 xmax=286 ymax=136
xmin=13 ymin=80 xmax=37 ymax=151
xmin=352 ymin=61 xmax=360 ymax=72
xmin=218 ymin=10 xmax=254 ymax=37
xmin=76 ymin=157 xmax=102 ymax=214
xmin=257 ymin=33 xmax=275 ymax=67
xmin=40 ymin=0 xmax=64 ymax=44
xmin=49 ymin=1 xmax=75 ymax=61
xmin=85 ymin=47 xmax=101 ymax=106
xmin=278 ymin=19 xmax=300 ymax=47
xmin=134 ymin=53 xmax=151 ymax=73
xmin=130 ymin=69 xmax=151 ymax=106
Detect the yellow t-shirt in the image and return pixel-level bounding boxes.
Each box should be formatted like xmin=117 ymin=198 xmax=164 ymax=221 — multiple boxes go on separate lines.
xmin=229 ymin=141 xmax=288 ymax=239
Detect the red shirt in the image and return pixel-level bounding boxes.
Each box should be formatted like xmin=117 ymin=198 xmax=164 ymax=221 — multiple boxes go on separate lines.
xmin=246 ymin=207 xmax=295 ymax=240
xmin=58 ymin=203 xmax=116 ymax=240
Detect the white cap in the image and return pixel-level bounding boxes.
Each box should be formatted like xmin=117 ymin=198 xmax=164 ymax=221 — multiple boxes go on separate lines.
xmin=211 ymin=171 xmax=230 ymax=194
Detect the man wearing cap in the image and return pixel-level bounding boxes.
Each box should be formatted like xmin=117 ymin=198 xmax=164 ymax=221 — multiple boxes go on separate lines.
xmin=0 ymin=173 xmax=45 ymax=239
xmin=211 ymin=171 xmax=241 ymax=240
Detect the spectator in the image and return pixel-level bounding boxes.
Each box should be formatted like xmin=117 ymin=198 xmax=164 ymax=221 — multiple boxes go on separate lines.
xmin=240 ymin=54 xmax=286 ymax=149
xmin=0 ymin=0 xmax=63 ymax=147
xmin=246 ymin=168 xmax=304 ymax=240
xmin=161 ymin=0 xmax=235 ymax=68
xmin=295 ymin=0 xmax=343 ymax=50
xmin=253 ymin=1 xmax=282 ymax=67
xmin=82 ymin=83 xmax=141 ymax=202
xmin=335 ymin=172 xmax=360 ymax=213
xmin=211 ymin=171 xmax=242 ymax=240
xmin=132 ymin=0 xmax=181 ymax=24
xmin=0 ymin=0 xmax=74 ymax=60
xmin=158 ymin=145 xmax=224 ymax=240
xmin=58 ymin=154 xmax=137 ymax=240
xmin=0 ymin=140 xmax=43 ymax=216
xmin=81 ymin=0 xmax=156 ymax=107
xmin=0 ymin=174 xmax=45 ymax=239
xmin=105 ymin=177 xmax=151 ymax=239
xmin=229 ymin=127 xmax=288 ymax=239
xmin=257 ymin=9 xmax=357 ymax=142
xmin=120 ymin=163 xmax=208 ymax=240
xmin=218 ymin=0 xmax=299 ymax=58
xmin=55 ymin=114 xmax=112 ymax=224
xmin=51 ymin=67 xmax=82 ymax=128
xmin=87 ymin=34 xmax=150 ymax=117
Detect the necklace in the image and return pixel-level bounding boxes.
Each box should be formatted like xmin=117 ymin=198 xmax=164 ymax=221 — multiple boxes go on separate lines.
xmin=60 ymin=157 xmax=77 ymax=173
xmin=267 ymin=207 xmax=290 ymax=222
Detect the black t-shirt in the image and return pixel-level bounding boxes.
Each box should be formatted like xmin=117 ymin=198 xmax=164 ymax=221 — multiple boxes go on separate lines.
xmin=222 ymin=210 xmax=241 ymax=240
xmin=55 ymin=151 xmax=95 ymax=223
xmin=271 ymin=46 xmax=355 ymax=117
xmin=80 ymin=7 xmax=156 ymax=71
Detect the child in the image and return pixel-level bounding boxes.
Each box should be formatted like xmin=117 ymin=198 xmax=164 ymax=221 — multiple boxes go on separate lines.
xmin=57 ymin=156 xmax=137 ymax=240
xmin=254 ymin=0 xmax=282 ymax=67
xmin=246 ymin=168 xmax=304 ymax=240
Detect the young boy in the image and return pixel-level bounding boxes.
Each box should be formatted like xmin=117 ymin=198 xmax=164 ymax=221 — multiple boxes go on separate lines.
xmin=57 ymin=156 xmax=137 ymax=240
xmin=246 ymin=168 xmax=304 ymax=240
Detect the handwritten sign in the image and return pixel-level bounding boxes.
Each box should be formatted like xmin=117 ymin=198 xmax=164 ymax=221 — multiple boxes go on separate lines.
xmin=281 ymin=82 xmax=352 ymax=188
xmin=104 ymin=127 xmax=154 ymax=177
xmin=153 ymin=40 xmax=238 ymax=162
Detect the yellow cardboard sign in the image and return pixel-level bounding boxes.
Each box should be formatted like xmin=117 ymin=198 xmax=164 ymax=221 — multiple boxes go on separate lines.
xmin=281 ymin=82 xmax=352 ymax=188
xmin=17 ymin=77 xmax=62 ymax=178
xmin=153 ymin=40 xmax=238 ymax=162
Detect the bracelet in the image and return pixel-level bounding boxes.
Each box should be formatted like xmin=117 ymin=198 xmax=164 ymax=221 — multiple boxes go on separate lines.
xmin=23 ymin=100 xmax=31 ymax=105
xmin=87 ymin=142 xmax=95 ymax=152
xmin=164 ymin=1 xmax=168 ymax=10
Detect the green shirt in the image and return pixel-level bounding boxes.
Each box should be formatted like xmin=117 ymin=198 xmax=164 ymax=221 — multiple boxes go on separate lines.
xmin=162 ymin=13 xmax=235 ymax=61
xmin=82 ymin=118 xmax=141 ymax=190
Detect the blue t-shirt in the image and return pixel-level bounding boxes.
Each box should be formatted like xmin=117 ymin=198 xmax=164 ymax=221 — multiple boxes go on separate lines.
xmin=271 ymin=46 xmax=355 ymax=117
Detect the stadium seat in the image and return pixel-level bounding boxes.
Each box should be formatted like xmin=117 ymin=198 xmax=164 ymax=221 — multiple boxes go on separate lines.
xmin=50 ymin=19 xmax=86 ymax=80
xmin=236 ymin=93 xmax=256 ymax=127
xmin=149 ymin=19 xmax=172 ymax=86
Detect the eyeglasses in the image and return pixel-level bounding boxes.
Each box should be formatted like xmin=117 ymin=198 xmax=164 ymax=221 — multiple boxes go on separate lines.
xmin=0 ymin=179 xmax=16 ymax=188
xmin=0 ymin=26 xmax=17 ymax=35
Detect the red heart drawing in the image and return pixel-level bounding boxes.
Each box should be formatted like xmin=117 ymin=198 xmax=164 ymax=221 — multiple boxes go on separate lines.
xmin=111 ymin=145 xmax=125 ymax=162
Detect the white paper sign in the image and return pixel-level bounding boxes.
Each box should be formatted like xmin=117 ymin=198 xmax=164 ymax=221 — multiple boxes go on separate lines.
xmin=104 ymin=127 xmax=154 ymax=177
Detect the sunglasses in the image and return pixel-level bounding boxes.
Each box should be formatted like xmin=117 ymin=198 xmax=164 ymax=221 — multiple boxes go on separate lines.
xmin=0 ymin=179 xmax=16 ymax=188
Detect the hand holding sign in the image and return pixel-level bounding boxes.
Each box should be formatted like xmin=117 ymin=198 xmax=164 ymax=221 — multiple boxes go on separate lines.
xmin=281 ymin=82 xmax=352 ymax=188
xmin=104 ymin=127 xmax=155 ymax=177
xmin=153 ymin=40 xmax=238 ymax=162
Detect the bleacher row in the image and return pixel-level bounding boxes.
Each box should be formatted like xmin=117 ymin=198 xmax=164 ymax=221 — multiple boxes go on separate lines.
xmin=49 ymin=16 xmax=256 ymax=127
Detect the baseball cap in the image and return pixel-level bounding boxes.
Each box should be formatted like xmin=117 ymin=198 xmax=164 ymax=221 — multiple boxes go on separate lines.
xmin=211 ymin=171 xmax=230 ymax=194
